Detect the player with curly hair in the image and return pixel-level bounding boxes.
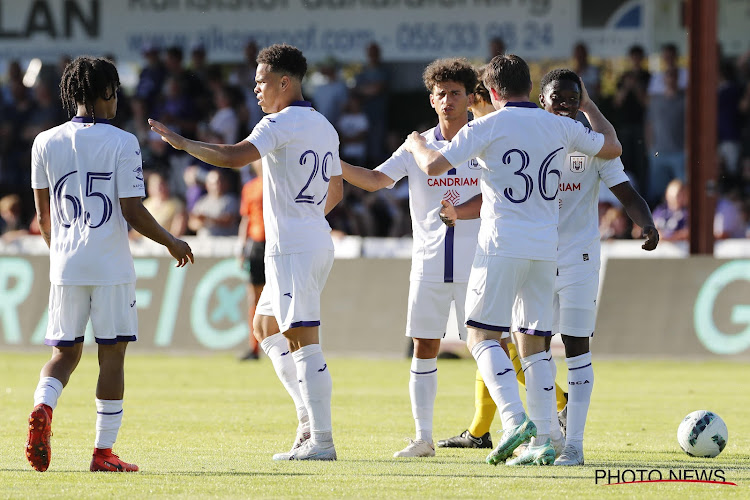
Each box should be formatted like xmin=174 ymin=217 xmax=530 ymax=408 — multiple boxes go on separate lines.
xmin=340 ymin=58 xmax=482 ymax=458
xmin=27 ymin=56 xmax=193 ymax=473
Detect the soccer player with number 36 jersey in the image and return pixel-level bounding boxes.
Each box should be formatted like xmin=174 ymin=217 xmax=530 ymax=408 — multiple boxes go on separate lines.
xmin=149 ymin=44 xmax=344 ymax=461
xmin=405 ymin=54 xmax=623 ymax=466
xmin=27 ymin=57 xmax=194 ymax=473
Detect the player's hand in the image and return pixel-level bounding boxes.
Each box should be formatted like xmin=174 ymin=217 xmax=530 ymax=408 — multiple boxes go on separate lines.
xmin=579 ymin=79 xmax=592 ymax=112
xmin=168 ymin=237 xmax=194 ymax=267
xmin=641 ymin=224 xmax=659 ymax=251
xmin=148 ymin=118 xmax=187 ymax=151
xmin=439 ymin=199 xmax=457 ymax=227
xmin=404 ymin=131 xmax=426 ymax=153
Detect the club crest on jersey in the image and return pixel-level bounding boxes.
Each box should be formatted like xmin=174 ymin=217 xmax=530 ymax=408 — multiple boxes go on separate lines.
xmin=443 ymin=189 xmax=460 ymax=206
xmin=569 ymin=155 xmax=586 ymax=173
xmin=468 ymin=158 xmax=481 ymax=170
xmin=133 ymin=166 xmax=144 ymax=181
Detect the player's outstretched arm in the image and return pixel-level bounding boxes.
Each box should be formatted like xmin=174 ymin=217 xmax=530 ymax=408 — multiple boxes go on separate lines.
xmin=439 ymin=194 xmax=482 ymax=227
xmin=341 ymin=160 xmax=393 ymax=192
xmin=404 ymin=132 xmax=453 ymax=176
xmin=33 ymin=188 xmax=52 ymax=248
xmin=578 ymin=81 xmax=622 ymax=160
xmin=325 ymin=174 xmax=344 ymax=215
xmin=609 ymin=182 xmax=659 ymax=251
xmin=120 ymin=197 xmax=194 ymax=267
xmin=148 ymin=119 xmax=260 ymax=169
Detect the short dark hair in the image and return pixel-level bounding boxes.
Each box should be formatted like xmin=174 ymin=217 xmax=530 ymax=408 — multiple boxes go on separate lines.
xmin=540 ymin=68 xmax=581 ymax=94
xmin=483 ymin=54 xmax=532 ymax=99
xmin=629 ymin=44 xmax=645 ymax=58
xmin=59 ymin=56 xmax=119 ymax=119
xmin=473 ymin=65 xmax=491 ymax=104
xmin=257 ymin=44 xmax=308 ymax=81
xmin=422 ymin=58 xmax=477 ymax=94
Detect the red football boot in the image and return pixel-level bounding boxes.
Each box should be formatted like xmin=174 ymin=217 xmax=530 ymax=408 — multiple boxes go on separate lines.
xmin=26 ymin=404 xmax=53 ymax=472
xmin=90 ymin=448 xmax=139 ymax=472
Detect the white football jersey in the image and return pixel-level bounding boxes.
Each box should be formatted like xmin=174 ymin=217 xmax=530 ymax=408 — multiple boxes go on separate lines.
xmin=31 ymin=117 xmax=145 ymax=285
xmin=440 ymin=102 xmax=605 ymax=261
xmin=557 ymin=152 xmax=629 ymax=274
xmin=246 ymin=101 xmax=342 ymax=256
xmin=377 ymin=126 xmax=481 ymax=283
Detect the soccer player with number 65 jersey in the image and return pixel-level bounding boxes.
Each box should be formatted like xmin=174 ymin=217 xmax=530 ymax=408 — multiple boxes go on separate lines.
xmin=27 ymin=56 xmax=194 ymax=473
xmin=149 ymin=44 xmax=344 ymax=461
xmin=405 ymin=54 xmax=622 ymax=466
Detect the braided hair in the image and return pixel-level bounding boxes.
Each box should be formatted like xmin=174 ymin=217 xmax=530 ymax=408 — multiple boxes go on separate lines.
xmin=59 ymin=56 xmax=120 ymax=121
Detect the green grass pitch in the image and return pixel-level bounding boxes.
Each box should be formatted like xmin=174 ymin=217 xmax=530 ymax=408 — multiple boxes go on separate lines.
xmin=1 ymin=352 xmax=749 ymax=498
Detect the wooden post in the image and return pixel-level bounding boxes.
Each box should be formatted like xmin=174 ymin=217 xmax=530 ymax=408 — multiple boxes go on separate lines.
xmin=686 ymin=0 xmax=718 ymax=255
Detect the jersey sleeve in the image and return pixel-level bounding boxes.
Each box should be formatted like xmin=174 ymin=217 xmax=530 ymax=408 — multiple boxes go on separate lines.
xmin=566 ymin=119 xmax=605 ymax=158
xmin=375 ymin=144 xmax=411 ymax=188
xmin=30 ymin=135 xmax=48 ymax=189
xmin=329 ymin=145 xmax=342 ymax=177
xmin=116 ymin=134 xmax=146 ymax=199
xmin=597 ymin=156 xmax=630 ymax=188
xmin=246 ymin=115 xmax=284 ymax=158
xmin=440 ymin=121 xmax=486 ymax=168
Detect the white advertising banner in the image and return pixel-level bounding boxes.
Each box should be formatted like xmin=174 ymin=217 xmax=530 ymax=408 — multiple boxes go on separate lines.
xmin=0 ymin=0 xmax=594 ymax=63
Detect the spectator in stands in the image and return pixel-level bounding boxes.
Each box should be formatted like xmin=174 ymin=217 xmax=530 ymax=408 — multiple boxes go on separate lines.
xmin=134 ymin=171 xmax=187 ymax=239
xmin=0 ymin=78 xmax=35 ymax=219
xmin=228 ymin=40 xmax=262 ymax=133
xmin=572 ymin=42 xmax=601 ymax=103
xmin=183 ymin=164 xmax=207 ymax=215
xmin=135 ymin=45 xmax=166 ymax=117
xmin=653 ymin=179 xmax=689 ymax=242
xmin=355 ymin=42 xmax=389 ymax=166
xmin=718 ymin=60 xmax=743 ymax=179
xmin=645 ymin=67 xmax=686 ymax=205
xmin=0 ymin=193 xmax=29 ymax=241
xmin=714 ymin=187 xmax=746 ymax=239
xmin=22 ymin=81 xmax=65 ymax=143
xmin=599 ymin=206 xmax=632 ymax=240
xmin=203 ymin=84 xmax=241 ymax=145
xmin=613 ymin=45 xmax=650 ymax=191
xmin=2 ymin=60 xmax=26 ymax=107
xmin=648 ymin=43 xmax=688 ymax=96
xmin=488 ymin=37 xmax=505 ymax=61
xmin=312 ymin=60 xmax=348 ymax=127
xmin=338 ymin=94 xmax=369 ymax=166
xmin=188 ymin=169 xmax=239 ymax=237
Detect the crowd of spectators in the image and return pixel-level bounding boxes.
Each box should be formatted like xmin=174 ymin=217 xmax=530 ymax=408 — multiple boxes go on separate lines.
xmin=2 ymin=39 xmax=750 ymax=245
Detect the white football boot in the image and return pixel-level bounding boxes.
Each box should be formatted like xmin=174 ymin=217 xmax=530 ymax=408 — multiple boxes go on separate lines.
xmin=393 ymin=439 xmax=435 ymax=458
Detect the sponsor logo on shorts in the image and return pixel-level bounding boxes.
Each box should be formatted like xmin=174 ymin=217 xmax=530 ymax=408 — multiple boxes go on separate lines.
xmin=283 ymin=292 xmax=292 ymax=299
xmin=543 ymin=386 xmax=554 ymax=391
xmin=497 ymin=368 xmax=512 ymax=376
xmin=583 ymin=254 xmax=589 ymax=261
xmin=318 ymin=364 xmax=327 ymax=372
xmin=130 ymin=300 xmax=136 ymax=308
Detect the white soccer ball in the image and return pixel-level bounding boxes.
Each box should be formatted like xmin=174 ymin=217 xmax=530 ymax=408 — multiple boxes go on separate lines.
xmin=677 ymin=410 xmax=728 ymax=458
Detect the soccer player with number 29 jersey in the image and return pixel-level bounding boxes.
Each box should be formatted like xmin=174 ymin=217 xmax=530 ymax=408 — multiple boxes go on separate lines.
xmin=405 ymin=54 xmax=623 ymax=466
xmin=27 ymin=57 xmax=193 ymax=473
xmin=149 ymin=44 xmax=344 ymax=461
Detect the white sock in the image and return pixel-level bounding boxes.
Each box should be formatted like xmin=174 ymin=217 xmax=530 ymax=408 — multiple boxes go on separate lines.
xmin=34 ymin=376 xmax=63 ymax=410
xmin=260 ymin=333 xmax=308 ymax=425
xmin=471 ymin=340 xmax=525 ymax=429
xmin=547 ymin=351 xmax=564 ymax=443
xmin=409 ymin=357 xmax=437 ymax=443
xmin=293 ymin=344 xmax=333 ymax=445
xmin=95 ymin=399 xmax=123 ymax=450
xmin=565 ymin=352 xmax=593 ymax=447
xmin=521 ymin=351 xmax=554 ymax=447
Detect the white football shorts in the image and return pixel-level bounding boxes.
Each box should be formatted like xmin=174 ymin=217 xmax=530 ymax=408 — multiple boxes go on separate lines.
xmin=552 ymin=268 xmax=599 ymax=337
xmin=406 ymin=280 xmax=468 ymax=340
xmin=256 ymin=249 xmax=334 ymax=333
xmin=45 ymin=283 xmax=138 ymax=346
xmin=466 ymin=255 xmax=555 ymax=338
